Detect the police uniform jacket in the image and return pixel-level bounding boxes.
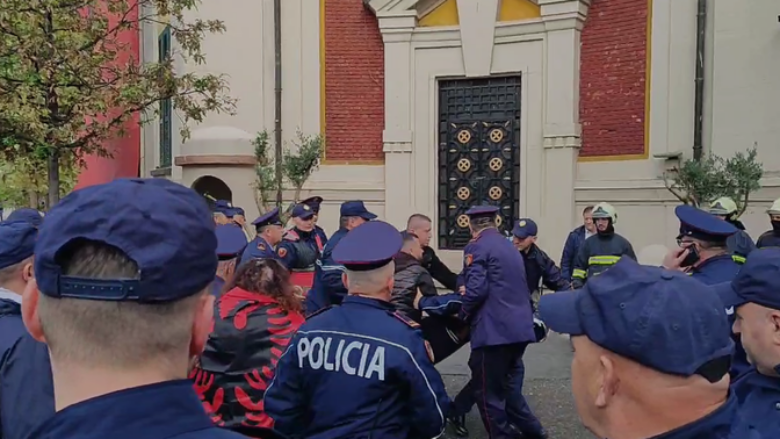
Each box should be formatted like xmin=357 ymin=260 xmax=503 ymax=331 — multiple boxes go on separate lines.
xmin=263 ymin=295 xmax=450 ymax=439
xmin=726 ymin=228 xmax=755 ymax=258
xmin=240 ymin=236 xmax=278 ymax=266
xmin=0 ymin=334 xmax=54 ymax=439
xmin=421 ymin=246 xmax=458 ymax=291
xmin=571 ymin=232 xmax=636 ymax=288
xmin=0 ymin=296 xmax=24 ymax=365
xmin=276 ymin=228 xmax=323 ymax=270
xmin=757 ymin=230 xmax=780 ymax=249
xmin=689 ymin=254 xmax=750 ymax=380
xmin=391 ymin=252 xmax=438 ymax=322
xmin=648 ymin=392 xmax=759 ymax=439
xmin=731 ymin=370 xmax=780 ymax=437
xmin=307 ymin=228 xmax=349 ymax=314
xmin=313 ymin=225 xmax=328 ymax=247
xmin=522 ymin=244 xmax=569 ymax=294
xmin=460 ymin=228 xmax=536 ymax=348
xmin=191 ymin=287 xmax=305 ymax=430
xmin=26 ymin=380 xmax=248 ymax=439
xmin=560 ymin=225 xmax=588 ymax=281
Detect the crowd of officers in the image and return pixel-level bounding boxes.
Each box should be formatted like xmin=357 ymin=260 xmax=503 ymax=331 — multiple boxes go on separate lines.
xmin=0 ymin=180 xmax=778 ymax=439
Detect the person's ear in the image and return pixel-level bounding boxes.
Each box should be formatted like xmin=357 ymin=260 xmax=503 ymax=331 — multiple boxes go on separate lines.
xmin=21 ymin=278 xmax=46 ymax=343
xmin=190 ymin=292 xmax=214 ymax=357
xmin=594 ymin=354 xmax=618 ymax=408
xmin=386 ymin=276 xmax=394 ymax=291
xmin=769 ymin=311 xmax=780 ymax=346
xmin=22 ymin=261 xmax=33 ymax=283
xmin=342 ymin=273 xmax=350 ymax=289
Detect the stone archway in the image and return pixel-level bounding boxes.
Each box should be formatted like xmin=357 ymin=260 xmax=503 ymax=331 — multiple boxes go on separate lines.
xmin=192 ymin=175 xmax=233 ymax=208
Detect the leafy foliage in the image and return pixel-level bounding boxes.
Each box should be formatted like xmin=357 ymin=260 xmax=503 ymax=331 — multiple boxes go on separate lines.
xmin=252 ymin=130 xmax=324 ymax=219
xmin=0 ymin=155 xmax=79 ymax=208
xmin=0 ymin=0 xmax=237 ymax=206
xmin=663 ymin=147 xmax=763 ymax=215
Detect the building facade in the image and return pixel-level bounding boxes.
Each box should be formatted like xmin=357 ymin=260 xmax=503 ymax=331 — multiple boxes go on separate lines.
xmin=140 ymin=0 xmax=780 ymax=268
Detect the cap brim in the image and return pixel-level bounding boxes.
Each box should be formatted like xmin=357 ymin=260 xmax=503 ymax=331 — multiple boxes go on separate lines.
xmin=297 ymin=212 xmax=315 ymax=220
xmin=711 ymin=281 xmax=747 ymax=309
xmin=360 ymin=212 xmax=378 ymax=220
xmin=537 ymin=290 xmax=584 ymax=336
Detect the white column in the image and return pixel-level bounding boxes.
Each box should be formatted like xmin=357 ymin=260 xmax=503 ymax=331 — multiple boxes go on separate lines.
xmin=376 ymin=13 xmax=416 ymax=227
xmin=539 ymin=0 xmax=589 ymax=255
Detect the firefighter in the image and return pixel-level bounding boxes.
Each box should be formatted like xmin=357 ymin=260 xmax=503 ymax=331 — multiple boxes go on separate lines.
xmin=756 ymin=197 xmax=780 ymax=248
xmin=707 ymin=196 xmax=755 ymax=258
xmin=571 ymin=202 xmax=636 ymax=288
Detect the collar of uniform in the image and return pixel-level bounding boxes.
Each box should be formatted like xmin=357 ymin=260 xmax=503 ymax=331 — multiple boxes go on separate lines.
xmin=695 ymin=253 xmax=736 ymax=271
xmin=741 ymin=367 xmax=780 ymax=391
xmin=343 ymin=295 xmax=395 ymax=311
xmin=0 ymin=287 xmax=21 ymax=304
xmin=29 ymin=380 xmax=214 ymax=439
xmin=474 ymin=228 xmax=501 ymax=242
xmin=649 ymin=391 xmax=738 ymax=439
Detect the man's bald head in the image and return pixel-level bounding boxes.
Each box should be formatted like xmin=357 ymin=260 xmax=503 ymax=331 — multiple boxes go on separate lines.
xmin=406 ymin=214 xmax=432 ymax=247
xmin=343 ymin=262 xmax=395 ymax=297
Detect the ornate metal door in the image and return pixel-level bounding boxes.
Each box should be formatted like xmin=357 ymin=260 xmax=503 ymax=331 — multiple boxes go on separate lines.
xmin=437 ymin=76 xmax=521 ymax=250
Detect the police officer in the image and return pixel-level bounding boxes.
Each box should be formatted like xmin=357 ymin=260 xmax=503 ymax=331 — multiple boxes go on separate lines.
xmin=4 ymin=208 xmax=43 ymax=228
xmin=538 ymin=258 xmax=755 ymax=439
xmin=512 ymin=218 xmax=570 ymax=303
xmin=708 ymin=196 xmax=756 ymax=257
xmin=307 ymin=200 xmax=377 ymax=314
xmin=276 ymin=203 xmax=325 ymax=293
xmin=212 ymin=225 xmax=248 ymax=297
xmin=450 ymin=205 xmax=546 ymax=439
xmin=0 ymin=222 xmax=37 ymax=362
xmin=20 ymin=178 xmax=247 ymax=439
xmin=715 ymin=248 xmax=780 ymax=436
xmin=301 ymin=196 xmax=328 ymax=246
xmin=662 ymin=204 xmax=748 ymax=379
xmin=263 ymin=220 xmax=450 ymax=438
xmin=571 ymin=202 xmax=635 ymax=288
xmin=240 ymin=208 xmax=285 ymax=265
xmin=756 ymin=197 xmax=780 ymax=248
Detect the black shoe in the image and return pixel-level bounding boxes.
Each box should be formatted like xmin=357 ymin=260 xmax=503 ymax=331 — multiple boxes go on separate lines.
xmin=447 ymin=415 xmax=469 ymax=437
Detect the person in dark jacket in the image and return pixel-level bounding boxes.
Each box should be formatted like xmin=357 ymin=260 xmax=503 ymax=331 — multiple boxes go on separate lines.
xmin=757 ymin=197 xmax=780 ymax=248
xmin=406 ymin=214 xmax=459 ymax=290
xmin=512 ymin=219 xmax=570 ymax=300
xmin=571 ymin=202 xmax=636 ymax=288
xmin=392 ymin=232 xmax=469 ymax=363
xmin=559 ymin=206 xmax=595 ymax=282
xmin=708 ymin=196 xmax=755 ymax=258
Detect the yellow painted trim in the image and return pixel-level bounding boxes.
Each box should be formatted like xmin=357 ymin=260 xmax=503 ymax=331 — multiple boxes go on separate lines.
xmin=578 ymin=0 xmax=652 ymax=163
xmin=498 ymin=0 xmax=541 ymax=22
xmin=419 ymin=0 xmax=459 ymax=27
xmin=320 ymin=160 xmax=385 ymax=166
xmin=320 ymin=0 xmax=327 ymax=159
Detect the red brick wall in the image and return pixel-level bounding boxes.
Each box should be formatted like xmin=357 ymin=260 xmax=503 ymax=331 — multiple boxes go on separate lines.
xmin=579 ymin=0 xmax=648 ymax=157
xmin=323 ymin=0 xmax=385 ymax=162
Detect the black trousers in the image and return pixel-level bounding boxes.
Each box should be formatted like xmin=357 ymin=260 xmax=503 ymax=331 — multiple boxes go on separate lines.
xmin=455 ymin=343 xmax=544 ymax=439
xmin=419 ymin=316 xmax=470 ymax=364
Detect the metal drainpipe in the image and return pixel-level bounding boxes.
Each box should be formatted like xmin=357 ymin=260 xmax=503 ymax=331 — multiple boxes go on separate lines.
xmin=692 ymin=0 xmax=707 ymax=161
xmin=274 ymin=0 xmax=283 ymax=206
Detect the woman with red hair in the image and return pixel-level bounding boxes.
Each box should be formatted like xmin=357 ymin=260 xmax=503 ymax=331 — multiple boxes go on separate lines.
xmin=190 ymin=258 xmax=304 ymax=435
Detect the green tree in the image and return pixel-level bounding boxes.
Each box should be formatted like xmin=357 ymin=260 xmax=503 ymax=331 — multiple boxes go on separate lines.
xmin=252 ymin=130 xmax=323 ymax=220
xmin=0 ymin=155 xmax=79 ymax=209
xmin=663 ymin=147 xmax=763 ymax=215
xmin=0 ymin=0 xmax=236 ymax=207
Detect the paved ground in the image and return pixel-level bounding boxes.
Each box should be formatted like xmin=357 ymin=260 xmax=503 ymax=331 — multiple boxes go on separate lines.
xmin=435 ymin=332 xmax=592 ymax=439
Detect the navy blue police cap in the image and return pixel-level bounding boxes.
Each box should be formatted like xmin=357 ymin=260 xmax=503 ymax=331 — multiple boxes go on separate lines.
xmin=223 ymin=207 xmax=239 ymax=218
xmin=215 ymin=224 xmax=248 ymax=260
xmin=302 ymin=196 xmax=323 ymax=213
xmin=539 ymin=258 xmax=733 ymax=380
xmin=213 ymin=199 xmax=231 ymax=214
xmin=34 ymin=178 xmax=218 ymax=303
xmin=333 ymin=220 xmax=402 ymax=271
xmin=0 ymin=222 xmax=37 ymax=269
xmin=292 ymin=203 xmax=315 ymax=220
xmin=466 ymin=205 xmax=499 ymax=220
xmin=340 ymin=200 xmax=377 ymax=220
xmin=512 ymin=218 xmax=538 ymax=238
xmin=5 ymin=208 xmax=44 ymax=228
xmin=234 ymin=206 xmax=245 ymax=216
xmin=714 ymin=248 xmax=780 ymax=311
xmin=675 ymin=205 xmax=737 ymax=242
xmin=252 ymin=208 xmax=284 ymax=227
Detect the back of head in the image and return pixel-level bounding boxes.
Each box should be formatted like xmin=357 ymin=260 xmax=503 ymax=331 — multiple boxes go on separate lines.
xmin=28 ymin=178 xmax=218 ymax=374
xmin=334 ymin=221 xmax=402 ymax=297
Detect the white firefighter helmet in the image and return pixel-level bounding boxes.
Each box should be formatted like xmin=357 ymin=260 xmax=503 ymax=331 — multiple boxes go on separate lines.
xmin=708 ymin=197 xmax=738 ymax=218
xmin=591 ymin=202 xmax=618 ymax=225
xmin=768 ymin=197 xmax=780 ymax=215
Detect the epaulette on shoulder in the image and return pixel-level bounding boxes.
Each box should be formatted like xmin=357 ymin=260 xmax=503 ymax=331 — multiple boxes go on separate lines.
xmin=284 ymin=229 xmax=300 ymax=242
xmin=306 ymin=305 xmax=334 ymax=320
xmin=391 ymin=311 xmax=421 ymax=329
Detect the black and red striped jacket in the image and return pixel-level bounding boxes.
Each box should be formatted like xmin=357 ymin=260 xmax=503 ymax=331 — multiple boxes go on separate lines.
xmin=190 ymin=287 xmax=304 ymax=430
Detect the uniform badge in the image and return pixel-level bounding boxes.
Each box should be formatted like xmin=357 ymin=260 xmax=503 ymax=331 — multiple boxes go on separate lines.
xmin=424 ymin=340 xmax=435 ymax=363
xmin=277 ymin=247 xmax=288 ymax=258
xmin=519 ymin=220 xmax=526 ymax=227
xmin=303 ymin=205 xmax=311 ymax=211
xmin=464 ymin=254 xmax=473 ymax=266
xmin=257 ymin=243 xmax=266 ymax=251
